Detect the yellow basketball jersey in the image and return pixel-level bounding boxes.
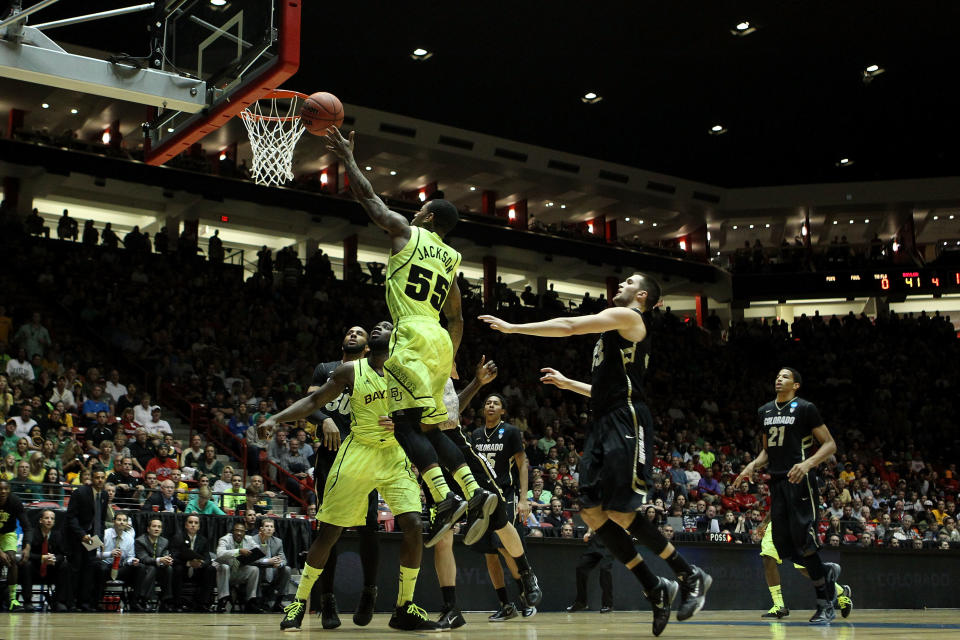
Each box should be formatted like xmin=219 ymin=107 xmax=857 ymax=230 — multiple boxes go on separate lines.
xmin=349 ymin=358 xmax=393 ymax=442
xmin=385 ymin=225 xmax=462 ymax=322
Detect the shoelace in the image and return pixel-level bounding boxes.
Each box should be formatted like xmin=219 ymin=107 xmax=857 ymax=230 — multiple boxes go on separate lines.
xmin=837 ymin=596 xmax=851 ymax=606
xmin=406 ymin=603 xmax=429 ymax=620
xmin=284 ymin=600 xmax=305 ymax=620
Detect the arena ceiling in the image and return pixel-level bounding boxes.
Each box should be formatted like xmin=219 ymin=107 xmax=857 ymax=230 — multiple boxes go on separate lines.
xmin=3 ymin=1 xmax=959 ymax=192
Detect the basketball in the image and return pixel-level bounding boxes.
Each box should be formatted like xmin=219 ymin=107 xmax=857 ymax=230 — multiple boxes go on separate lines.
xmin=300 ymin=91 xmax=344 ymax=135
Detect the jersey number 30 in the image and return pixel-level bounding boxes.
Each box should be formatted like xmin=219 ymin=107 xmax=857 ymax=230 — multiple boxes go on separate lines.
xmin=768 ymin=425 xmax=787 ymax=447
xmin=405 ymin=265 xmax=450 ymax=311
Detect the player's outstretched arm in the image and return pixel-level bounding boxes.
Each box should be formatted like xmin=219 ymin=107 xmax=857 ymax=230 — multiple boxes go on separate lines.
xmin=261 ymin=363 xmax=354 ymax=434
xmin=479 ymin=306 xmax=645 ymax=340
xmin=321 ymin=127 xmax=411 ymax=242
xmin=540 ymin=367 xmax=592 ymax=397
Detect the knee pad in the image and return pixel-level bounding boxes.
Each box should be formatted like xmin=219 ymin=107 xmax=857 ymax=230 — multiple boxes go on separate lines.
xmin=489 ymin=502 xmax=509 ymax=531
xmin=626 ymin=513 xmax=668 ymax=555
xmin=594 ymin=520 xmax=640 ymax=566
xmin=426 ymin=427 xmax=466 ymax=470
xmin=392 ymin=411 xmax=437 ymax=470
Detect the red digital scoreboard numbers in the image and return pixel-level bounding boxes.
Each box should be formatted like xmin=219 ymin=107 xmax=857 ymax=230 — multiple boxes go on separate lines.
xmin=824 ymin=270 xmax=960 ymax=293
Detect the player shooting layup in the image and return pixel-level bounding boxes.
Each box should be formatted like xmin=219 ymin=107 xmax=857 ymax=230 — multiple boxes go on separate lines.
xmin=323 ymin=127 xmax=496 ymax=547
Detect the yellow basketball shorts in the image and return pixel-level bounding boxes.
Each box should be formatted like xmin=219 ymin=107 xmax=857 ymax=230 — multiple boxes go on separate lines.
xmin=760 ymin=523 xmax=805 ymax=569
xmin=384 ymin=317 xmax=452 ymax=425
xmin=318 ymin=434 xmax=421 ymax=527
xmin=0 ymin=531 xmax=17 ymax=553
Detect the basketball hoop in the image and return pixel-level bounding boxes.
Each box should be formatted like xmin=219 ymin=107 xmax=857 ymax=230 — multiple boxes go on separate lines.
xmin=239 ymin=90 xmax=308 ymax=187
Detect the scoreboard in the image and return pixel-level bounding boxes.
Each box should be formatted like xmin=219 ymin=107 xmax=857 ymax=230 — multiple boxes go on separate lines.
xmin=734 ymin=268 xmax=960 ymax=301
xmin=822 ymin=270 xmax=960 ymax=294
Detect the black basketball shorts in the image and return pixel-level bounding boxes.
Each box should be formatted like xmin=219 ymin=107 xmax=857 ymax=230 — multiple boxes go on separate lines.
xmin=578 ymin=402 xmax=653 ymax=513
xmin=769 ymin=475 xmax=821 ymax=561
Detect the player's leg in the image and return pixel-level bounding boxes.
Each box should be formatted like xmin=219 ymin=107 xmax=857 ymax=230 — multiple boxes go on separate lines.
xmin=377 ymin=447 xmax=441 ymax=632
xmin=2 ymin=541 xmax=22 ymax=611
xmin=783 ymin=479 xmax=836 ymax=625
xmin=432 ymin=531 xmax=465 ymax=629
xmin=352 ymin=490 xmax=381 ymax=626
xmin=486 ymin=553 xmax=517 ymax=621
xmin=311 ymin=446 xmax=341 ymax=628
xmin=759 ymin=523 xmax=789 ymax=618
xmin=390 ymin=408 xmax=467 ymax=547
xmin=491 ymin=518 xmax=541 ymax=608
xmin=281 ymin=439 xmax=372 ymax=632
xmin=281 ymin=523 xmax=343 ymax=631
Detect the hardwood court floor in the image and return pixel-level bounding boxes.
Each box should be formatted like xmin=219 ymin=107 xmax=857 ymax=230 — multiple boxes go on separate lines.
xmin=2 ymin=609 xmax=958 ymax=639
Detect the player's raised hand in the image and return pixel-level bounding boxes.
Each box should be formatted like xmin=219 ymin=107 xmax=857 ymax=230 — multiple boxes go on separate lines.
xmin=322 ymin=127 xmax=355 ymax=159
xmin=321 ymin=418 xmax=341 ymax=451
xmin=475 ymin=355 xmax=498 ymax=384
xmin=478 ymin=315 xmax=515 ymax=334
xmin=540 ymin=367 xmax=570 ymax=389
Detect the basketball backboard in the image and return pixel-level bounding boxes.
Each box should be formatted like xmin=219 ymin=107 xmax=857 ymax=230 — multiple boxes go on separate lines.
xmin=0 ymin=0 xmax=300 ymax=165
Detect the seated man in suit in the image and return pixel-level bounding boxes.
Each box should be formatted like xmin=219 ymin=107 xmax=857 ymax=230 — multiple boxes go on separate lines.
xmin=20 ymin=509 xmax=71 ymax=612
xmin=96 ymin=511 xmax=143 ymax=611
xmin=214 ymin=520 xmax=260 ymax=612
xmin=141 ymin=479 xmax=186 ymax=513
xmin=170 ymin=514 xmax=216 ymax=611
xmin=134 ymin=517 xmax=176 ymax=611
xmin=251 ymin=518 xmax=291 ymax=612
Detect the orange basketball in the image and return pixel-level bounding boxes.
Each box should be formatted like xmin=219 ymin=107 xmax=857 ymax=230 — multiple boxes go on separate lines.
xmin=300 ymin=91 xmax=344 ymax=135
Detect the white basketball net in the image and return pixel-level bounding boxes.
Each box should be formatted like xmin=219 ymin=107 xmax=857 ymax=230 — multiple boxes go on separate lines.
xmin=239 ymin=92 xmax=307 ymax=187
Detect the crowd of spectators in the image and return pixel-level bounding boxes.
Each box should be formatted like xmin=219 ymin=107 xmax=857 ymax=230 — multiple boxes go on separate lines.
xmin=4 ymin=199 xmax=959 ymax=551
xmin=2 ymin=191 xmax=959 ymax=614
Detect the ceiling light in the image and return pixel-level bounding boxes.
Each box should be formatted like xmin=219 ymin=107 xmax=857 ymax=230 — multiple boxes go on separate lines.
xmin=410 ymin=48 xmax=433 ymax=61
xmin=70 ymin=108 xmax=78 ymax=114
xmin=862 ymin=64 xmax=885 ymax=83
xmin=731 ymin=20 xmax=756 ymax=36
xmin=709 ymin=124 xmax=727 ymax=135
xmin=219 ymin=150 xmax=228 ymax=161
xmin=933 ymin=215 xmax=939 ymax=220
xmin=581 ymin=92 xmax=602 ymax=104
xmin=951 ymin=215 xmax=956 ymax=220
xmin=418 ymin=191 xmax=426 ymax=202
xmin=41 ymin=103 xmax=49 ymax=109
xmin=749 ymin=224 xmax=755 ymax=229
xmin=849 ymin=220 xmax=854 ymax=224
xmin=624 ymin=217 xmax=630 ymax=222
xmin=732 ymin=225 xmax=738 ymax=230
xmin=210 ymin=0 xmax=227 ymax=5
xmin=833 ymin=221 xmax=838 ymax=224
xmin=166 ymin=127 xmax=175 ymax=133
xmin=652 ymin=222 xmax=658 ymax=227
xmin=765 ymin=223 xmax=770 ymax=228
xmin=101 ymin=130 xmax=111 ymax=145
xmin=638 ymin=220 xmax=644 ymax=224
xmin=389 ymin=170 xmax=397 ymax=176
xmin=836 ymin=158 xmax=853 ymax=167
xmin=469 ymin=186 xmax=477 ymax=191
xmin=364 ymin=165 xmax=372 ymax=171
xmin=864 ymin=219 xmax=869 ymax=223
xmin=560 ymin=204 xmax=566 ymax=209
xmin=545 ymin=201 xmax=554 ymax=207
xmin=706 ymin=231 xmax=712 ymax=241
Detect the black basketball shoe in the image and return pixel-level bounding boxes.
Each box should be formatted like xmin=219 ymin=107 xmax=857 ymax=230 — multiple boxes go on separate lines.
xmin=676 ymin=565 xmax=712 ymax=621
xmin=646 ymin=577 xmax=679 ymax=637
xmin=425 ymin=492 xmax=468 ymax=548
xmin=463 ymin=489 xmax=499 ymax=546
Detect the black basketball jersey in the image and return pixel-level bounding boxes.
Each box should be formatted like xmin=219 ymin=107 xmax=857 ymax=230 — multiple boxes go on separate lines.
xmin=471 ymin=421 xmax=524 ymax=494
xmin=590 ymin=308 xmax=650 ymax=414
xmin=311 ymin=360 xmax=352 ymax=435
xmin=757 ymin=396 xmax=823 ymax=477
